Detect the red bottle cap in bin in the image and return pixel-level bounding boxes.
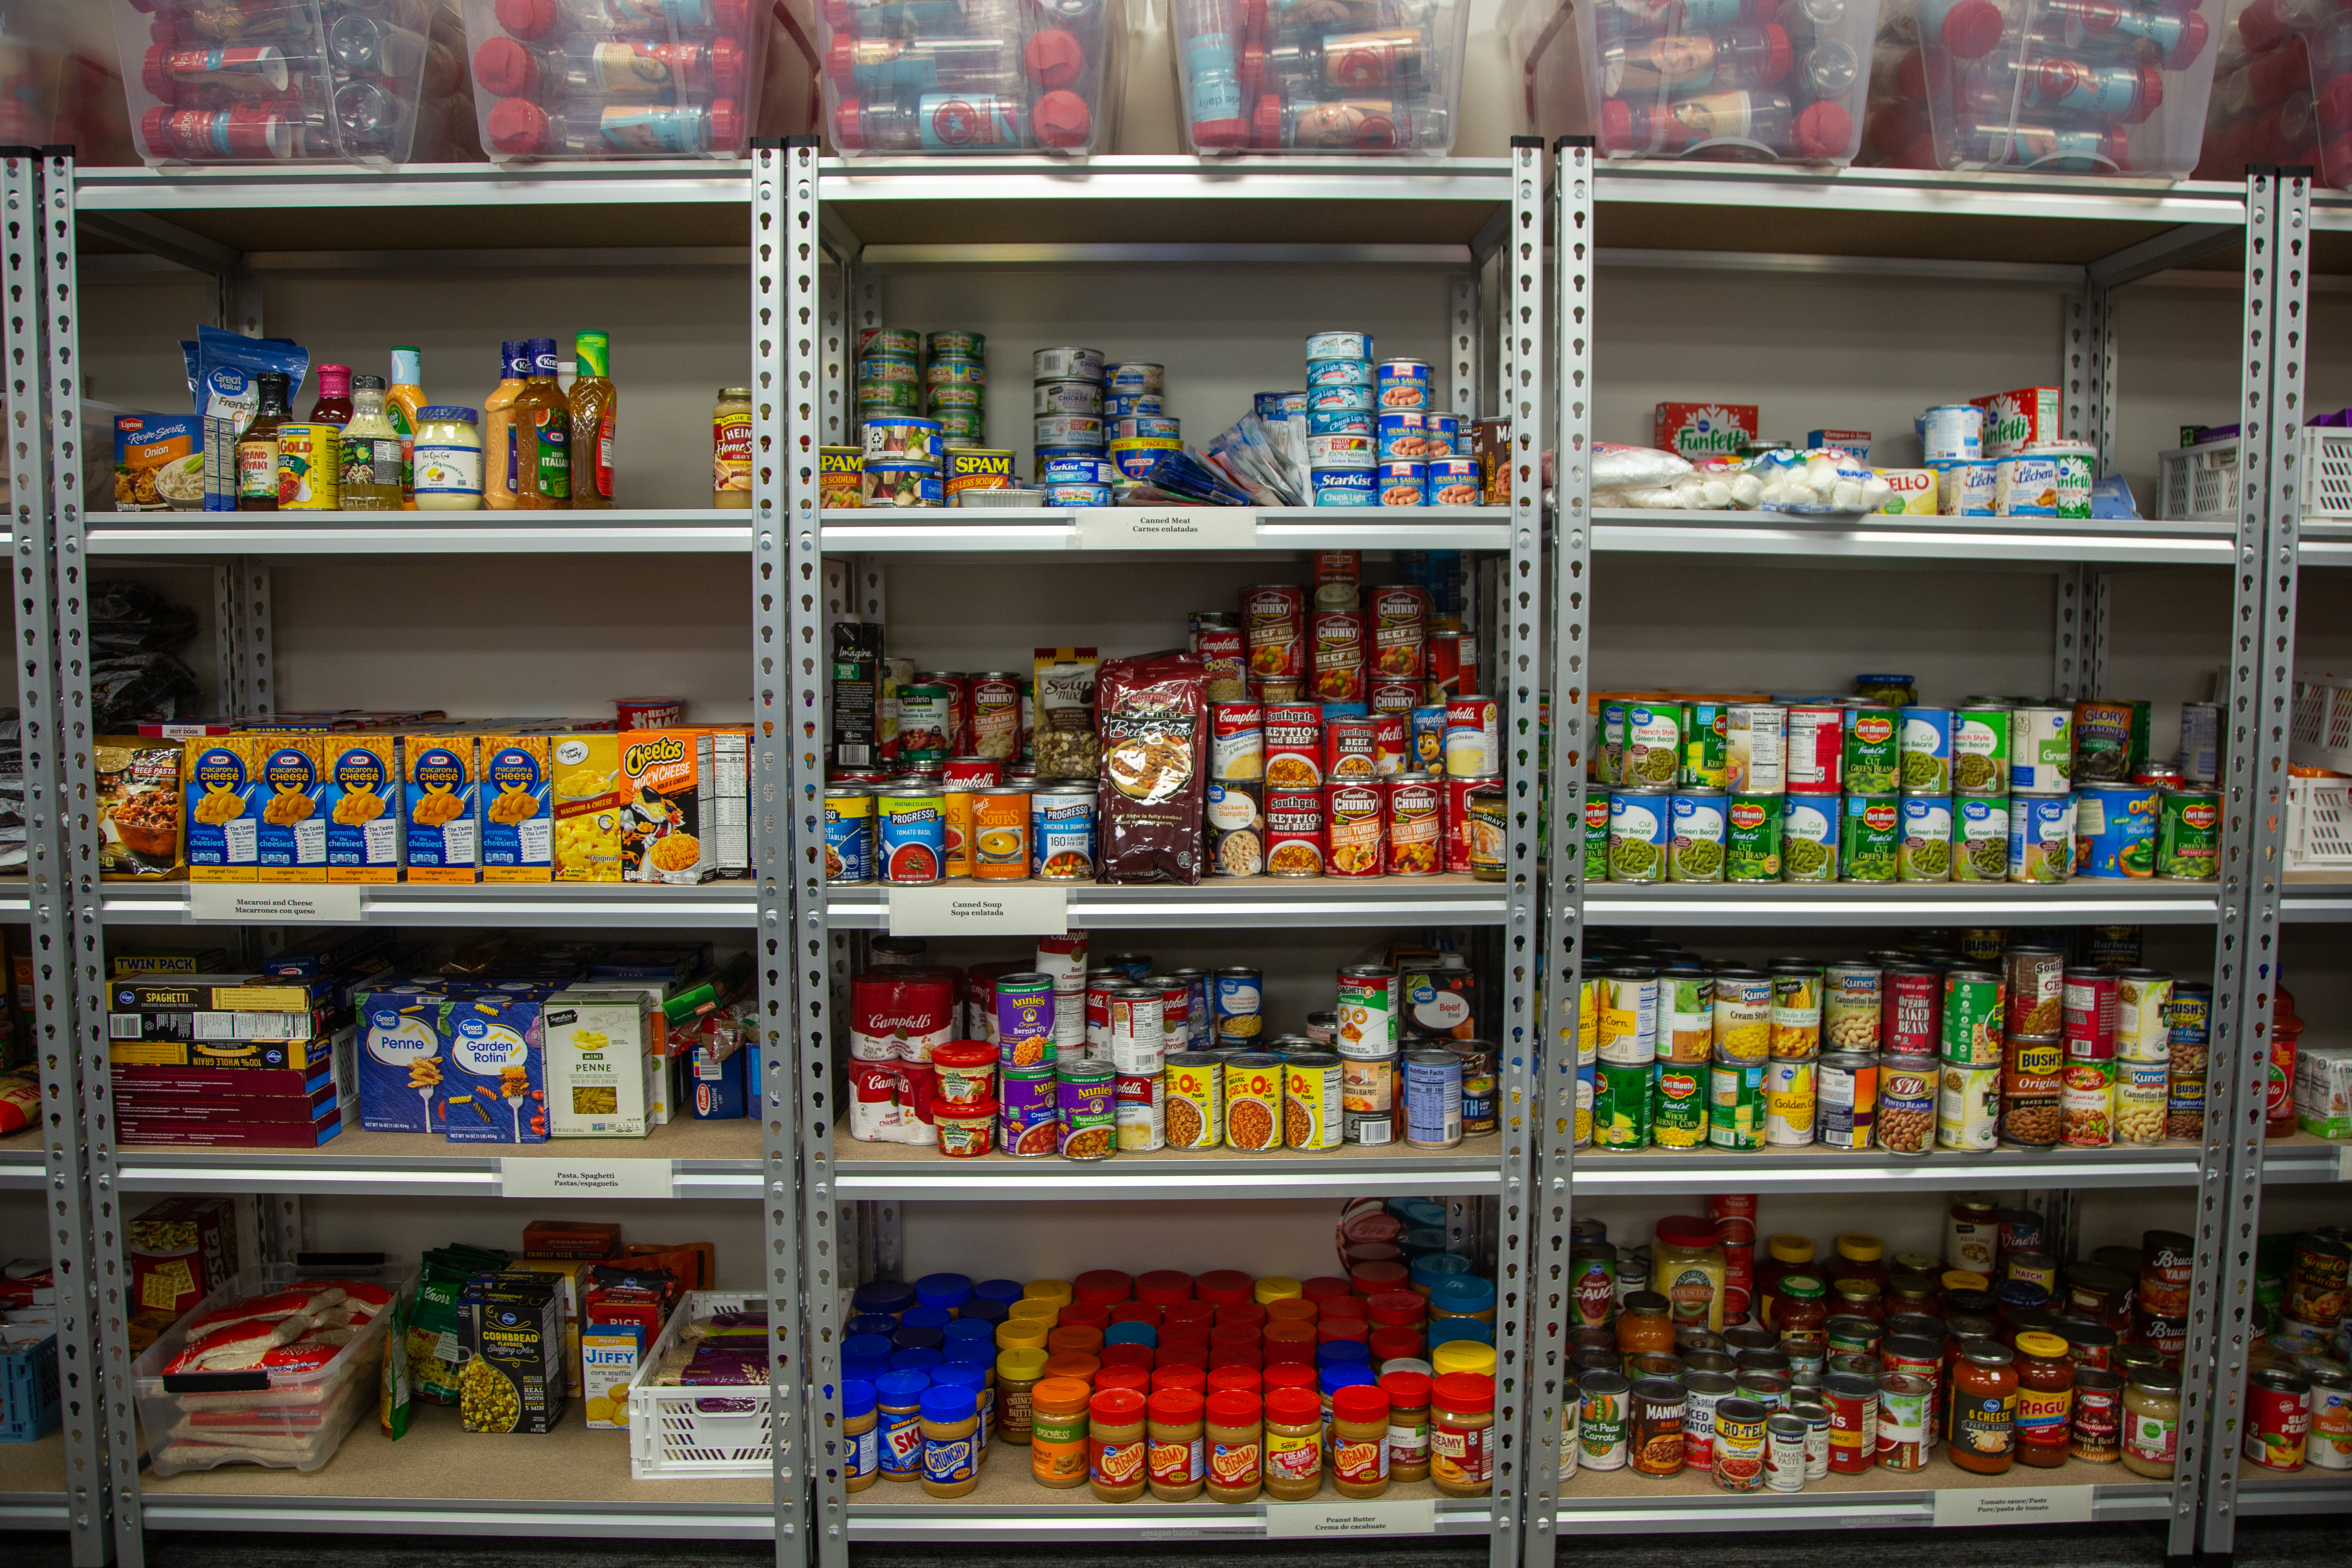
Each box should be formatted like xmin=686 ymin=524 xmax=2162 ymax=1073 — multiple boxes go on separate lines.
xmin=2128 ymin=60 xmax=2163 ymax=121
xmin=140 ymin=47 xmax=176 ymax=106
xmin=1033 ymin=88 xmax=1092 ymax=147
xmin=1026 ymin=28 xmax=1088 ymax=91
xmin=710 ymin=97 xmax=746 ymax=151
xmin=472 ymin=36 xmax=543 ymax=101
xmin=1790 ymin=99 xmax=1853 ymax=159
xmin=486 ymin=97 xmax=553 ymax=155
xmin=496 ymin=0 xmax=563 ymax=44
xmin=147 ymin=12 xmax=180 ymax=46
xmin=1252 ymin=92 xmax=1284 ymax=148
xmin=1761 ymin=24 xmax=1793 ymax=86
xmin=709 ymin=38 xmax=750 ymax=98
xmin=1895 ymin=47 xmax=1928 ymax=100
xmin=2238 ymin=0 xmax=2287 ymax=53
xmin=2163 ymin=8 xmax=2209 ymax=70
xmin=833 ymin=95 xmax=871 ymax=150
xmin=1933 ymin=0 xmax=2004 ymax=59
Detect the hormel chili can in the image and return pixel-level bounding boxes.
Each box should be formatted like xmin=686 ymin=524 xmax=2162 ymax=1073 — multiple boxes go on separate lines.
xmin=1445 ymin=773 xmax=1487 ymax=874
xmin=851 ymin=967 xmax=957 ymax=1064
xmin=1785 ymin=705 xmax=1847 ymax=794
xmin=1326 ymin=779 xmax=1387 ymax=877
xmin=1264 ymin=704 xmax=1324 ymax=790
xmin=1388 ymin=771 xmax=1442 ymax=875
xmin=2063 ymin=969 xmax=2118 ymax=1061
xmin=1428 ymin=629 xmax=1467 ymax=700
xmin=1370 ymin=585 xmax=1429 ymax=684
xmin=1244 ymin=584 xmax=1306 ymax=698
xmin=1882 ymin=965 xmax=1943 ymax=1056
xmin=1314 ymin=549 xmax=1362 ymax=609
xmin=1326 ymin=715 xmax=1378 ymax=782
xmin=944 ymin=754 xmax=1004 ymax=786
xmin=1311 ymin=608 xmax=1367 ymax=704
xmin=1374 ymin=712 xmax=1409 ymax=776
xmin=1266 ymin=787 xmax=1325 ymax=876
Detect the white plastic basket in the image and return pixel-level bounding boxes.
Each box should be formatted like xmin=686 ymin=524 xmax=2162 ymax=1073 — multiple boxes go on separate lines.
xmin=2292 ymin=677 xmax=2352 ymax=774
xmin=625 ymin=1291 xmax=771 ymax=1480
xmin=2157 ymin=428 xmax=2352 ymax=521
xmin=2287 ymin=774 xmax=2352 ymax=871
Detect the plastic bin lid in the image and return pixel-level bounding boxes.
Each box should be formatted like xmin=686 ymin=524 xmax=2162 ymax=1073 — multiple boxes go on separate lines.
xmin=1033 ymin=89 xmax=1092 ymax=148
xmin=1025 ymin=28 xmax=1088 ymax=92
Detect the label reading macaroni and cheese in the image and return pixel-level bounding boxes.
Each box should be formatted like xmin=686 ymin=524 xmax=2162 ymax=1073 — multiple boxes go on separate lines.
xmin=322 ymin=737 xmax=401 ymax=882
xmin=480 ymin=735 xmax=554 ymax=883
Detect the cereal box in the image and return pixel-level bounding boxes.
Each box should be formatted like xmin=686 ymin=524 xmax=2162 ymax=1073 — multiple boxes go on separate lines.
xmin=544 ymin=988 xmax=655 ymax=1138
xmin=358 ymin=985 xmax=448 ymax=1134
xmin=96 ymin=737 xmax=185 ymax=878
xmin=321 ymin=736 xmax=401 ymax=883
xmin=404 ymin=733 xmax=479 ymax=884
xmin=620 ymin=728 xmax=716 ymax=884
xmin=550 ymin=733 xmax=622 ymax=883
xmin=1970 ymin=386 xmax=2062 ymax=458
xmin=439 ymin=994 xmax=546 ymax=1144
xmin=1653 ymin=402 xmax=1759 ymax=460
xmin=480 ymin=734 xmax=554 ymax=884
xmin=253 ymin=737 xmax=328 ymax=882
xmin=183 ymin=738 xmax=260 ymax=881
xmin=1874 ymin=468 xmax=1939 ymax=516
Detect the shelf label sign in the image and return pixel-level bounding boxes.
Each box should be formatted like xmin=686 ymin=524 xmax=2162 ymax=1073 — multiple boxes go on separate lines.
xmin=888 ymin=884 xmax=1068 ymax=936
xmin=188 ymin=885 xmax=366 ymax=924
xmin=1264 ymin=1501 xmax=1437 ymax=1538
xmin=499 ymin=1159 xmax=674 ymax=1201
xmin=1073 ymin=508 xmax=1258 ymax=551
xmin=1931 ymin=1487 xmax=2094 ymax=1528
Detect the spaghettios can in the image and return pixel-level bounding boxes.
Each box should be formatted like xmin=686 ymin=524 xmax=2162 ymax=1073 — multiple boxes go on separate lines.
xmin=1595 ymin=1061 xmax=1654 ymax=1149
xmin=1055 ymin=1062 xmax=1115 ymax=1160
xmin=1222 ymin=1053 xmax=1284 ymax=1152
xmin=1713 ymin=1397 xmax=1768 ymax=1492
xmin=1164 ymin=1052 xmax=1224 ymax=1149
xmin=1403 ymin=1047 xmax=1463 ymax=1149
xmin=1780 ymin=794 xmax=1839 ymax=883
xmin=1708 ymin=1059 xmax=1765 ymax=1150
xmin=1764 ymin=1057 xmax=1816 ymax=1146
xmin=1941 ymin=969 xmax=2003 ymax=1068
xmin=825 ymin=786 xmax=876 ymax=883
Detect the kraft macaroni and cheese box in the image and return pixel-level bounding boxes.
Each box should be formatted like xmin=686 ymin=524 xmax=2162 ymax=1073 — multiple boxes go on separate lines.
xmin=480 ymin=734 xmax=554 ymax=884
xmin=439 ymin=994 xmax=546 ymax=1144
xmin=321 ymin=736 xmax=401 ymax=883
xmin=253 ymin=737 xmax=328 ymax=882
xmin=183 ymin=738 xmax=260 ymax=881
xmin=357 ymin=985 xmax=448 ymax=1134
xmin=544 ymin=988 xmax=655 ymax=1138
xmin=1873 ymin=468 xmax=1939 ymax=516
xmin=404 ymin=733 xmax=479 ymax=884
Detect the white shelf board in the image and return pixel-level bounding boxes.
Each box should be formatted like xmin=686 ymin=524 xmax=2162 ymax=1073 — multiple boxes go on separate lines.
xmin=824 ymin=506 xmax=1510 ymax=554
xmin=1591 ymin=509 xmax=2237 ymax=565
xmin=1573 ymin=1141 xmax=2204 ymax=1195
xmin=831 ymin=1131 xmax=1504 ymax=1200
xmin=98 ymin=881 xmax=757 ymax=928
xmin=1585 ymin=878 xmax=2220 ymax=926
xmin=85 ymin=510 xmax=750 ymax=556
xmin=825 ymin=873 xmax=1511 ymax=929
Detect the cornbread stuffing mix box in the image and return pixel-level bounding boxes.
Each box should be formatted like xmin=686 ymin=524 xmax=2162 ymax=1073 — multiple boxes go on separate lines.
xmin=543 ymin=988 xmax=654 ymax=1138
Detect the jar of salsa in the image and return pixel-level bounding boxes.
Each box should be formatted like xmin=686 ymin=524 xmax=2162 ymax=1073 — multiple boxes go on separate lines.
xmin=1774 ymin=1275 xmax=1828 ymax=1379
xmin=1758 ymin=1235 xmax=1816 ymax=1330
xmin=1617 ymin=1292 xmax=1677 ymax=1354
xmin=1831 ymin=1278 xmax=1885 ymax=1323
xmin=1948 ymin=1340 xmax=2018 ymax=1475
xmin=2012 ymin=1331 xmax=2075 ymax=1468
xmin=1825 ymin=1233 xmax=1891 ymax=1294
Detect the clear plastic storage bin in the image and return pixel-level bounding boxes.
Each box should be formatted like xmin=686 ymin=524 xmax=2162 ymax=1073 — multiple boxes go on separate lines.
xmin=1503 ymin=0 xmax=1881 ymax=163
xmin=131 ymin=1261 xmax=410 ymax=1476
xmin=2195 ymin=0 xmax=2351 ymax=187
xmin=1865 ymin=0 xmax=2224 ymax=174
xmin=113 ymin=0 xmax=478 ymax=165
xmin=822 ymin=0 xmax=1122 ymax=154
xmin=1165 ymin=0 xmax=1467 ymax=152
xmin=462 ymin=0 xmax=776 ymax=160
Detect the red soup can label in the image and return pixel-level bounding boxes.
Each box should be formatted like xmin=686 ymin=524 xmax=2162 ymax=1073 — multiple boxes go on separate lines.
xmin=851 ymin=968 xmax=957 ymax=1063
xmin=1882 ymin=968 xmax=1941 ymax=1056
xmin=1245 ymin=585 xmax=1305 ymax=686
xmin=1371 ymin=585 xmax=1428 ymax=683
xmin=1311 ymin=609 xmax=1366 ymax=704
xmin=1265 ymin=788 xmax=1326 ymax=876
xmin=1265 ymin=704 xmax=1324 ymax=790
xmin=1374 ymin=712 xmax=1410 ymax=776
xmin=1445 ymin=774 xmax=1487 ymax=874
xmin=1327 ymin=781 xmax=1386 ymax=878
xmin=1388 ymin=774 xmax=1442 ymax=875
xmin=1326 ymin=715 xmax=1378 ymax=781
xmin=969 ymin=673 xmax=1022 ymax=760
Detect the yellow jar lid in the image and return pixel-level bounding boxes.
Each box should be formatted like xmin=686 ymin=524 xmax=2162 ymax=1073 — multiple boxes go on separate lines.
xmin=1943 ymin=1270 xmax=1990 ymax=1293
xmin=1007 ymin=1297 xmax=1062 ymax=1323
xmin=996 ymin=1321 xmax=1051 ymax=1351
xmin=1766 ymin=1233 xmax=1815 ymax=1264
xmin=997 ymin=1346 xmax=1051 ymax=1381
xmin=1433 ymin=1340 xmax=1498 ymax=1377
xmin=1837 ymin=1232 xmax=1883 ymax=1262
xmin=1024 ymin=1278 xmax=1073 ymax=1304
xmin=1254 ymin=1275 xmax=1303 ymax=1304
xmin=2014 ymin=1331 xmax=2069 ymax=1360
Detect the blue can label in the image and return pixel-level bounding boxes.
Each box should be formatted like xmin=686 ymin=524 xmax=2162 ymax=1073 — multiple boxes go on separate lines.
xmin=1043 ymin=483 xmax=1113 ymax=507
xmin=1780 ymin=794 xmax=1841 ymax=882
xmin=1031 ymin=793 xmax=1095 ymax=878
xmin=1105 ymin=393 xmax=1164 ymax=418
xmin=1214 ymin=972 xmax=1262 ymax=1044
xmin=879 ymin=1409 xmax=923 ymax=1477
xmin=1376 ymin=460 xmax=1427 ymax=507
xmin=1410 ymin=705 xmax=1447 ymax=771
xmin=1306 ymin=386 xmax=1374 ymax=414
xmin=1310 ymin=408 xmax=1374 ymax=437
xmin=2074 ymin=783 xmax=2158 ymax=879
xmin=826 ymin=796 xmax=875 ymax=883
xmin=1427 ymin=456 xmax=1480 ymax=506
xmin=1427 ymin=414 xmax=1463 ymax=454
xmin=1306 ymin=358 xmax=1374 ymax=388
xmin=1313 ymin=468 xmax=1380 ymax=508
xmin=878 ymin=793 xmax=945 ymax=883
xmin=1403 ymin=1054 xmax=1463 ymax=1146
xmin=1378 ymin=410 xmax=1433 ymax=460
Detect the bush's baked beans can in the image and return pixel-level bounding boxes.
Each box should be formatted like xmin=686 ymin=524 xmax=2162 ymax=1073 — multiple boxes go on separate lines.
xmin=1282 ymin=1051 xmax=1343 ymax=1150
xmin=1244 ymin=586 xmax=1306 ymax=699
xmin=1222 ymin=1053 xmax=1283 ymax=1152
xmin=1386 ymin=772 xmax=1441 ymax=875
xmin=1115 ymin=1072 xmax=1165 ymax=1152
xmin=1816 ymin=1053 xmax=1879 ymax=1150
xmin=2165 ymin=981 xmax=2211 ymax=1074
xmin=1056 ymin=1062 xmax=1115 ymax=1159
xmin=1326 ymin=778 xmax=1386 ymax=877
xmin=1937 ymin=1063 xmax=2000 ymax=1151
xmin=1444 ymin=697 xmax=1499 ymax=778
xmin=1163 ymin=1053 xmax=1223 ymax=1149
xmin=2001 ymin=1037 xmax=2062 ymax=1148
xmin=1403 ymin=1047 xmax=1463 ymax=1148
xmin=1764 ymin=1057 xmax=1816 ymax=1146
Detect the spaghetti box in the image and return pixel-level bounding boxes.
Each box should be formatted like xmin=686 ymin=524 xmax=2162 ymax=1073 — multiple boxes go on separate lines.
xmin=1807 ymin=430 xmax=1872 ymax=463
xmin=439 ymin=995 xmax=547 ymax=1145
xmin=691 ymin=1035 xmax=746 ymax=1120
xmin=1654 ymin=402 xmax=1759 ymax=460
xmin=1873 ymin=468 xmax=1939 ymax=516
xmin=1970 ymin=387 xmax=2062 ymax=459
xmin=110 ymin=948 xmax=232 ymax=977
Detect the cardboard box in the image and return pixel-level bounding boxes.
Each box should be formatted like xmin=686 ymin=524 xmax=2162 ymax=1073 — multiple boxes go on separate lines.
xmin=182 ymin=738 xmax=260 ymax=881
xmin=321 ymin=735 xmax=401 ymax=883
xmin=1874 ymin=468 xmax=1939 ymax=516
xmin=480 ymin=734 xmax=555 ymax=884
xmin=620 ymin=729 xmax=717 ymax=884
xmin=550 ymin=732 xmax=623 ymax=882
xmin=505 ymin=1257 xmax=591 ymax=1397
xmin=110 ymin=948 xmax=232 ymax=978
xmin=404 ymin=733 xmax=479 ymax=883
xmin=544 ymin=988 xmax=655 ymax=1138
xmin=1654 ymin=402 xmax=1760 ymax=460
xmin=358 ymin=987 xmax=448 ymax=1134
xmin=2296 ymin=1042 xmax=2352 ymax=1140
xmin=1970 ymin=386 xmax=2062 ymax=458
xmin=1807 ymin=429 xmax=1872 ymax=463
xmin=96 ymin=737 xmax=186 ymax=879
xmin=253 ymin=736 xmax=329 ymax=882
xmin=581 ymin=1321 xmax=647 ymax=1430
xmin=439 ymin=994 xmax=546 ymax=1144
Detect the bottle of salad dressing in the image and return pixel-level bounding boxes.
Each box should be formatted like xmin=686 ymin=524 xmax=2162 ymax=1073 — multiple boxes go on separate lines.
xmin=481 ymin=340 xmax=527 ymax=511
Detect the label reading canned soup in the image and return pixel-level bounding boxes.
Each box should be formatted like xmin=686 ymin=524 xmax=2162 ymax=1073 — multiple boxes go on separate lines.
xmin=1428 ymin=458 xmax=1480 ymax=506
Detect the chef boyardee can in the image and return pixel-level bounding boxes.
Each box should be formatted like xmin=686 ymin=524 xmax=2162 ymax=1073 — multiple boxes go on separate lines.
xmin=1781 ymin=795 xmax=1839 ymax=884
xmin=1726 ymin=794 xmax=1782 ymax=882
xmin=1708 ymin=1059 xmax=1764 ymax=1149
xmin=1595 ymin=1061 xmax=1654 ymax=1149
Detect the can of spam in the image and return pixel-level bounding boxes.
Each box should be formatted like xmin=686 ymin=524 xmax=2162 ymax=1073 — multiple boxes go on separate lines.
xmin=820 ymin=446 xmax=863 ymax=509
xmin=946 ymin=448 xmax=1017 ymax=501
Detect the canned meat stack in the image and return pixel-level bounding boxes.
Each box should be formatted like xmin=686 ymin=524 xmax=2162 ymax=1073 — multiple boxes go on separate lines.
xmin=821 ymin=0 xmax=1116 ymax=154
xmin=858 ymin=410 xmax=944 ymax=509
xmin=1035 ymin=346 xmax=1112 ymax=507
xmin=1103 ymin=362 xmax=1180 ymax=485
xmin=457 ymin=0 xmax=767 ymax=161
xmin=1169 ymin=0 xmax=1471 ymax=151
xmin=1305 ymin=330 xmax=1379 ymax=507
xmin=842 ymin=935 xmax=1497 ymax=1158
xmin=1571 ymin=0 xmax=1879 ymax=164
xmin=925 ymin=330 xmax=988 ymax=450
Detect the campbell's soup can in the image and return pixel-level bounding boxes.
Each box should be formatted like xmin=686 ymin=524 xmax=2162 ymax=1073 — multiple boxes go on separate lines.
xmin=1374 ymin=712 xmax=1409 ymax=777
xmin=850 ymin=967 xmax=957 ymax=1063
xmin=1197 ymin=624 xmax=1247 ymax=703
xmin=1387 ymin=771 xmax=1442 ymax=875
xmin=1445 ymin=697 xmax=1499 ymax=778
xmin=1325 ymin=715 xmax=1378 ymax=782
xmin=1445 ymin=773 xmax=1488 ymax=874
xmin=1371 ymin=678 xmax=1422 ymax=716
xmin=1244 ymin=584 xmax=1306 ymax=697
xmin=1312 ymin=608 xmax=1367 ymax=703
xmin=1211 ymin=702 xmax=1265 ymax=782
xmin=1327 ymin=780 xmax=1387 ymax=878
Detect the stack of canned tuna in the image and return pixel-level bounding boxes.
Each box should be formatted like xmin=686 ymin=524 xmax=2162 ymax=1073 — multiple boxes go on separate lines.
xmin=1105 ymin=362 xmax=1181 ymax=485
xmin=1301 ymin=330 xmax=1474 ymax=507
xmin=1034 ymin=346 xmax=1115 ymax=507
xmin=925 ymin=330 xmax=987 ymax=448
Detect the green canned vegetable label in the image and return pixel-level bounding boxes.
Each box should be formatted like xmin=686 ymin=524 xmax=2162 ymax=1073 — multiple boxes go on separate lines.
xmin=1595 ymin=1061 xmax=1654 ymax=1149
xmin=1583 ymin=793 xmax=1610 ymax=882
xmin=1599 ymin=701 xmax=1628 ymax=787
xmin=1655 ymin=1062 xmax=1707 ymax=1148
xmin=1845 ymin=707 xmax=1899 ymax=795
xmin=1952 ymin=706 xmax=2010 ymax=795
xmin=1624 ymin=704 xmax=1682 ymax=787
xmin=1942 ymin=971 xmax=2004 ymax=1067
xmin=1952 ymin=797 xmax=2009 ymax=882
xmin=1725 ymin=794 xmax=1782 ymax=882
xmin=1782 ymin=796 xmax=1839 ymax=884
xmin=1680 ymin=701 xmax=1728 ymax=789
xmin=1708 ymin=1059 xmax=1763 ymax=1149
xmin=1840 ymin=795 xmax=1900 ymax=883
xmin=2157 ymin=789 xmax=2220 ymax=881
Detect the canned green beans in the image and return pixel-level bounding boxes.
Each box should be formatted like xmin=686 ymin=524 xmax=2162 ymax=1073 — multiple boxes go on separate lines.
xmin=1952 ymin=797 xmax=2010 ymax=882
xmin=1844 ymin=707 xmax=1899 ymax=795
xmin=1608 ymin=789 xmax=1672 ymax=883
xmin=1953 ymin=702 xmax=2010 ymax=795
xmin=1781 ymin=796 xmax=1839 ymax=884
xmin=1897 ymin=796 xmax=1952 ymax=881
xmin=1669 ymin=791 xmax=1727 ymax=882
xmin=1726 ymin=794 xmax=1782 ymax=881
xmin=1839 ymin=795 xmax=1899 ymax=883
xmin=2157 ymin=788 xmax=2220 ymax=881
xmin=1898 ymin=707 xmax=1955 ymax=793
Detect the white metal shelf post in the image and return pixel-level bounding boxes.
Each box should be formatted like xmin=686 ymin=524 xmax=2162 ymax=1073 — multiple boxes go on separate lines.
xmin=1526 ymin=135 xmax=1594 ymax=1566
xmin=11 ymin=147 xmax=111 ymax=1568
xmin=2184 ymin=166 xmax=2309 ymax=1560
xmin=762 ymin=136 xmax=823 ymax=1568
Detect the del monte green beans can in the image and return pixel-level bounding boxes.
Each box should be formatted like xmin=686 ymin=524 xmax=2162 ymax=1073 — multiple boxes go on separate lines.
xmin=1726 ymin=794 xmax=1782 ymax=882
xmin=1681 ymin=701 xmax=1728 ymax=789
xmin=1898 ymin=708 xmax=1955 ymax=794
xmin=2157 ymin=788 xmax=2220 ymax=881
xmin=1844 ymin=706 xmax=1900 ymax=796
xmin=1781 ymin=796 xmax=1839 ymax=884
xmin=1953 ymin=702 xmax=2011 ymax=796
xmin=1608 ymin=789 xmax=1672 ymax=883
xmin=1599 ymin=700 xmax=1628 ymax=787
xmin=1583 ymin=793 xmax=1610 ymax=882
xmin=1840 ymin=795 xmax=1900 ymax=883
xmin=1669 ymin=791 xmax=1727 ymax=882
xmin=1951 ymin=797 xmax=2010 ymax=882
xmin=1898 ymin=796 xmax=1952 ymax=881
xmin=1624 ymin=703 xmax=1683 ymax=787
